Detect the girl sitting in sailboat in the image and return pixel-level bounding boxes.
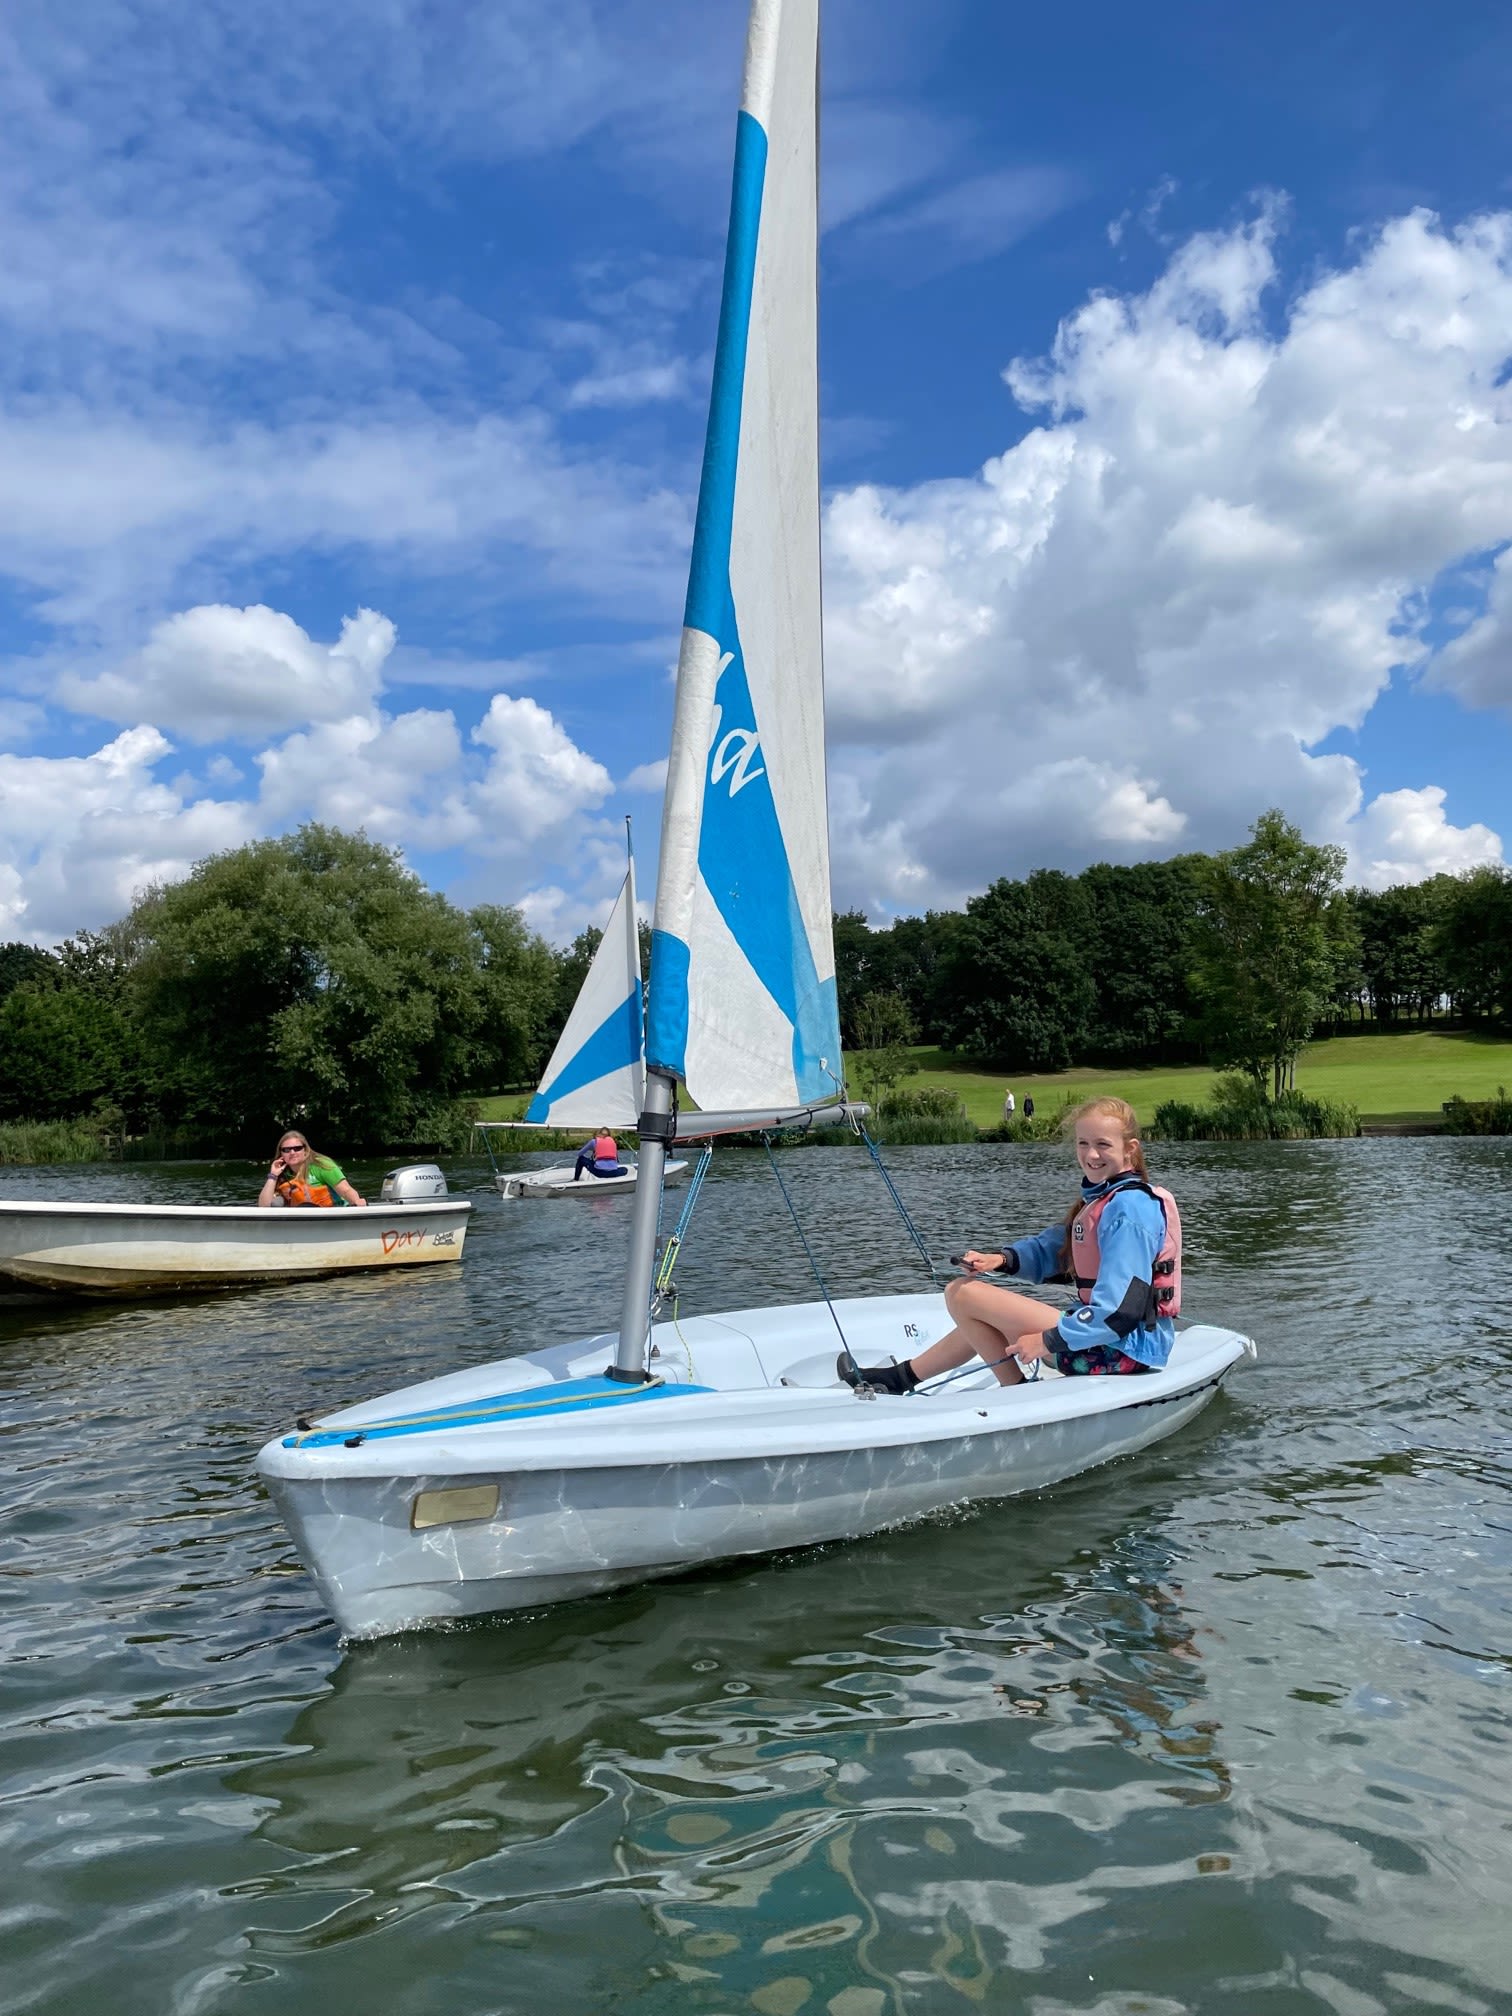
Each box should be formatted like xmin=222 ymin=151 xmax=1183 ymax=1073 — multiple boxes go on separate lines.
xmin=573 ymin=1130 xmax=627 ymax=1181
xmin=843 ymin=1097 xmax=1181 ymax=1392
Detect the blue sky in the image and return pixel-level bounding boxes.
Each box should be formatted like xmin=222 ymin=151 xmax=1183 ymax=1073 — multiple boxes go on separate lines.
xmin=0 ymin=0 xmax=1508 ymax=944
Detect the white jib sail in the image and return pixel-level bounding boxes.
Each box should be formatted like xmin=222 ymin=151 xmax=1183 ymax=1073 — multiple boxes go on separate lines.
xmin=525 ymin=862 xmax=644 ymax=1129
xmin=644 ymin=0 xmax=841 ymax=1114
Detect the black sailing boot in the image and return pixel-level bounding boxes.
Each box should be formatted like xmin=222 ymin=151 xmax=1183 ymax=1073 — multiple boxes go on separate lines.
xmin=837 ymin=1353 xmax=918 ymax=1394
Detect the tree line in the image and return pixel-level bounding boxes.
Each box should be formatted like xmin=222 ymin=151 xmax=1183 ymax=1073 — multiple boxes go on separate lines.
xmin=0 ymin=828 xmax=570 ymax=1151
xmin=837 ymin=811 xmax=1511 ymax=1099
xmin=1 ymin=814 xmax=1508 ymax=1150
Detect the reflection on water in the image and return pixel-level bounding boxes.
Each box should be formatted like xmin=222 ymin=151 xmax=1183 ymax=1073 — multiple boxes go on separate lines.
xmin=2 ymin=1141 xmax=1510 ymax=2015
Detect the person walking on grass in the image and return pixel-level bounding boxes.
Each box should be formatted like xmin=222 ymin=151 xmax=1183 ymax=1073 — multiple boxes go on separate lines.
xmin=841 ymin=1096 xmax=1181 ymax=1392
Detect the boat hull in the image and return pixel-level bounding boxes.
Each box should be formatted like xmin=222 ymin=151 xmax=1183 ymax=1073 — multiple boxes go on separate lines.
xmin=496 ymin=1159 xmax=689 ymax=1201
xmin=258 ymin=1293 xmax=1255 ymax=1638
xmin=0 ymin=1199 xmax=471 ymax=1296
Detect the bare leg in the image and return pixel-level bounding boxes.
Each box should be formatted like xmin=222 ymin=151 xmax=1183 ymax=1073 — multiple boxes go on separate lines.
xmin=909 ymin=1277 xmax=1063 ymax=1388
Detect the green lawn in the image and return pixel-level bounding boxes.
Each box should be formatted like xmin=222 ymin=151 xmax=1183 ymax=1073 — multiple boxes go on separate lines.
xmin=900 ymin=1030 xmax=1512 ymax=1129
xmin=475 ymin=1028 xmax=1512 ymax=1132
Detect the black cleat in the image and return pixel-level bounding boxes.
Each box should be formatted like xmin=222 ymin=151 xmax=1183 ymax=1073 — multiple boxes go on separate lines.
xmin=836 ymin=1353 xmax=916 ymax=1394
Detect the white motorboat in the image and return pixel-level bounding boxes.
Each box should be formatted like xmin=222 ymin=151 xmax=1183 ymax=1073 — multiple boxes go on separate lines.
xmin=474 ymin=828 xmax=689 ymax=1200
xmin=0 ymin=1165 xmax=470 ymax=1297
xmin=258 ymin=0 xmax=1255 ymax=1639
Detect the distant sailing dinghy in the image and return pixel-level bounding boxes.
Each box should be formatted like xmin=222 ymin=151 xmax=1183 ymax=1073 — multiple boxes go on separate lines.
xmin=474 ymin=843 xmax=689 ymax=1201
xmin=259 ymin=0 xmax=1255 ymax=1640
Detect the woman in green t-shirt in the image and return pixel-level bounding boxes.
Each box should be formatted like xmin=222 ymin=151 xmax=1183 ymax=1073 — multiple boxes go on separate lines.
xmin=257 ymin=1131 xmax=366 ymax=1208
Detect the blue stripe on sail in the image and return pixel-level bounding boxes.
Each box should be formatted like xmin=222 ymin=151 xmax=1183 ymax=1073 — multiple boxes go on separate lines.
xmin=646 ymin=929 xmax=690 ymax=1077
xmin=646 ymin=110 xmax=769 ymax=1081
xmin=699 ymin=594 xmax=838 ymax=1096
xmin=525 ymin=988 xmax=642 ymax=1121
xmin=684 ymin=110 xmax=767 ymax=637
xmin=644 ymin=107 xmax=842 ymax=1096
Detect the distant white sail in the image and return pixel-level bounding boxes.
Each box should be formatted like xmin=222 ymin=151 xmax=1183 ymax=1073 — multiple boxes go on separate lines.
xmin=645 ymin=0 xmax=840 ymax=1113
xmin=525 ymin=864 xmax=644 ymax=1129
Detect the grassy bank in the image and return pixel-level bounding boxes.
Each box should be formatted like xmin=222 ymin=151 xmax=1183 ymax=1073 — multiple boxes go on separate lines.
xmin=901 ymin=1030 xmax=1512 ymax=1130
xmin=0 ymin=1119 xmax=120 ymax=1165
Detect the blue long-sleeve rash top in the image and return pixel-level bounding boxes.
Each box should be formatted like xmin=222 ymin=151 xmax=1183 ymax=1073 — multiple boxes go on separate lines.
xmin=1000 ymin=1176 xmax=1174 ymax=1369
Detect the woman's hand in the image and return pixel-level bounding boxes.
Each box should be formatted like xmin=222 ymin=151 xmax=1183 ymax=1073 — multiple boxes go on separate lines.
xmin=958 ymin=1249 xmax=1003 ymax=1274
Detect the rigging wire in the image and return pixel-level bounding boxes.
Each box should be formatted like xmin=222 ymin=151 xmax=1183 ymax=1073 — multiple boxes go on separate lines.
xmin=760 ymin=1130 xmax=861 ymax=1377
xmin=653 ymin=1142 xmax=714 ymax=1303
xmin=852 ymin=1116 xmax=945 ymax=1287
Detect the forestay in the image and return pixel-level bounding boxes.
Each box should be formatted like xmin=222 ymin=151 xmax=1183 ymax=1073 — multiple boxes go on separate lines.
xmin=524 ymin=862 xmax=644 ymax=1128
xmin=645 ymin=0 xmax=840 ymax=1114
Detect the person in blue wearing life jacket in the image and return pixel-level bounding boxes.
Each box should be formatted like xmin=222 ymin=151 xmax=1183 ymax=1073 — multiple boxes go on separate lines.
xmin=841 ymin=1096 xmax=1181 ymax=1392
xmin=573 ymin=1128 xmax=627 ymax=1181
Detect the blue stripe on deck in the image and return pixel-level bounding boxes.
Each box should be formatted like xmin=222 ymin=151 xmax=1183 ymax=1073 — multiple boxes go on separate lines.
xmin=283 ymin=1375 xmax=711 ymax=1448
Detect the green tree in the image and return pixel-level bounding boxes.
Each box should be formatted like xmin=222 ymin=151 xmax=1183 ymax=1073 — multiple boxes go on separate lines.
xmin=469 ymin=904 xmax=561 ymax=1090
xmin=1349 ymin=879 xmax=1454 ymax=1025
xmin=1434 ymin=866 xmax=1512 ymax=1027
xmin=1194 ymin=810 xmax=1351 ymax=1099
xmin=846 ymin=990 xmax=918 ymax=1104
xmin=831 ymin=910 xmax=877 ymax=1046
xmin=935 ymin=871 xmax=1095 ymax=1070
xmin=129 ymin=825 xmax=552 ymax=1147
xmin=1080 ymin=858 xmax=1206 ymax=1063
xmin=0 ymin=983 xmax=134 ymax=1122
xmin=0 ymin=942 xmax=58 ymax=1005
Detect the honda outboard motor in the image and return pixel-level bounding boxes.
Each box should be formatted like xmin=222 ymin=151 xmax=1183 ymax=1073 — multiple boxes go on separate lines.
xmin=379 ymin=1164 xmax=449 ymax=1203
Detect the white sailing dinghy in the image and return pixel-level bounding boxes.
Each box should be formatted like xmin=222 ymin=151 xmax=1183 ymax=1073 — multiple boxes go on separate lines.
xmin=258 ymin=0 xmax=1256 ymax=1639
xmin=474 ymin=844 xmax=689 ymax=1200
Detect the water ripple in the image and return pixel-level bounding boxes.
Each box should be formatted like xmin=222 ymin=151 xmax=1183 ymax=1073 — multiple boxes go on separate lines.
xmin=1 ymin=1141 xmax=1509 ymax=2014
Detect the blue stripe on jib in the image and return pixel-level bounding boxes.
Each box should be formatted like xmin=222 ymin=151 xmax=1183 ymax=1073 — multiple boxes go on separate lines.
xmin=684 ymin=110 xmax=767 ymax=638
xmin=526 ymin=988 xmax=642 ymax=1121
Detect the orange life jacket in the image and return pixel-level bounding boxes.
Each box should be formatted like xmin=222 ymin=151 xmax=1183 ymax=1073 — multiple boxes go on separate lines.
xmin=276 ymin=1174 xmax=338 ymax=1209
xmin=1070 ymin=1178 xmax=1182 ymax=1321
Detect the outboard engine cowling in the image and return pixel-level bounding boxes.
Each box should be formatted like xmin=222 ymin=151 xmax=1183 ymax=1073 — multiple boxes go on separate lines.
xmin=380 ymin=1163 xmax=449 ymax=1203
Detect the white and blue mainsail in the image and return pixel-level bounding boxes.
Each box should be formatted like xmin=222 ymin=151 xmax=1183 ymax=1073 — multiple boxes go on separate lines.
xmin=524 ymin=860 xmax=644 ymax=1129
xmin=645 ymin=0 xmax=840 ymax=1114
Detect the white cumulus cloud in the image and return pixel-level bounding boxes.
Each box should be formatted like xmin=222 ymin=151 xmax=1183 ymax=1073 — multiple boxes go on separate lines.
xmin=1345 ymin=785 xmax=1503 ymax=890
xmin=0 ymin=727 xmax=255 ymax=941
xmin=471 ymin=694 xmax=615 ymax=843
xmin=822 ymin=205 xmax=1512 ymax=911
xmin=1430 ymin=544 xmax=1512 ymax=716
xmin=60 ymin=605 xmax=396 ymax=744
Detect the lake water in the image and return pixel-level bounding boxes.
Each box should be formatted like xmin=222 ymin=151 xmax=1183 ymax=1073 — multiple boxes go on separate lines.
xmin=2 ymin=1141 xmax=1508 ymax=2016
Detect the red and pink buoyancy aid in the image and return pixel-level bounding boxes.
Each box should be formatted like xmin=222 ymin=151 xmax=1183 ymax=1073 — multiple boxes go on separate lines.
xmin=1069 ymin=1178 xmax=1182 ymax=1322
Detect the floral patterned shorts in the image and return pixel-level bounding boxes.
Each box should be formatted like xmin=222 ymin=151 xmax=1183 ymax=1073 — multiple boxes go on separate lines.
xmin=1051 ymin=1342 xmax=1153 ymax=1378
